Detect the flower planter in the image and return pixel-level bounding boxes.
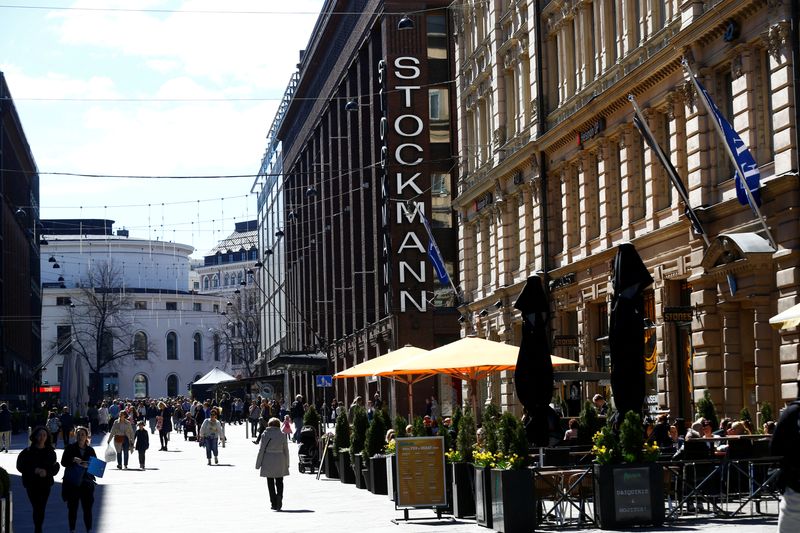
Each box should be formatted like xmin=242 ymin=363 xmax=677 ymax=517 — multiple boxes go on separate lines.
xmin=474 ymin=466 xmax=493 ymax=528
xmin=444 ymin=462 xmax=453 ymax=515
xmin=353 ymin=453 xmax=367 ymax=489
xmin=369 ymin=455 xmax=388 ymax=495
xmin=450 ymin=462 xmax=475 ymax=518
xmin=593 ymin=463 xmax=664 ymax=529
xmin=490 ymin=468 xmax=535 ymax=533
xmin=323 ymin=445 xmax=339 ymax=479
xmin=386 ymin=454 xmax=397 ymax=501
xmin=338 ymin=452 xmax=355 ymax=484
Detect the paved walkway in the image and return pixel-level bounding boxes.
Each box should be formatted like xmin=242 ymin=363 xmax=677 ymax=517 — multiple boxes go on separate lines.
xmin=0 ymin=425 xmax=780 ymax=532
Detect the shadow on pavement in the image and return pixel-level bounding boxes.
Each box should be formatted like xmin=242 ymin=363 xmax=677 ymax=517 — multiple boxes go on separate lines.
xmin=277 ymin=509 xmax=314 ymax=513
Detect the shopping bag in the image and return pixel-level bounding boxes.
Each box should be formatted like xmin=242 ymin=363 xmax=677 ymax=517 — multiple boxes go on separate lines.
xmin=87 ymin=457 xmax=107 ymax=478
xmin=63 ymin=464 xmax=84 ymax=487
xmin=104 ymin=441 xmax=117 ymax=462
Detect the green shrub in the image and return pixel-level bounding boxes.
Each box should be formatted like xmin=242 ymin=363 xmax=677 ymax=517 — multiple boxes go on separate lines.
xmin=303 ymin=405 xmax=321 ymax=430
xmin=456 ymin=407 xmax=476 ymax=463
xmin=412 ymin=416 xmax=425 ymax=437
xmin=619 ymin=411 xmax=645 ymax=464
xmin=578 ymin=400 xmax=602 ymax=445
xmin=696 ymin=390 xmax=719 ymax=429
xmin=364 ymin=412 xmax=387 ymax=457
xmin=333 ymin=411 xmax=350 ymax=457
xmin=760 ymin=402 xmax=774 ymax=424
xmin=394 ymin=415 xmax=408 ymax=438
xmin=451 ymin=407 xmax=462 ymax=441
xmin=350 ymin=406 xmax=369 ymax=460
xmin=511 ymin=424 xmax=529 ymax=465
xmin=482 ymin=403 xmax=500 ymax=454
xmin=497 ymin=412 xmax=520 ymax=455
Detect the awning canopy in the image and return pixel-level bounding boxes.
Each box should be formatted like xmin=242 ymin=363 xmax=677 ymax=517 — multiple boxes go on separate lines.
xmin=192 ymin=367 xmax=236 ymax=386
xmin=333 ymin=345 xmax=431 ymax=379
xmin=267 ymin=351 xmax=328 ymax=371
xmin=770 ymin=302 xmax=800 ymax=330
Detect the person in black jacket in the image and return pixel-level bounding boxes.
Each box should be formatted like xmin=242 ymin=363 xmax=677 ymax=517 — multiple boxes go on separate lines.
xmin=134 ymin=421 xmax=149 ymax=470
xmin=16 ymin=426 xmax=60 ymax=533
xmin=60 ymin=406 xmax=75 ymax=448
xmin=61 ymin=426 xmax=97 ymax=533
xmin=772 ymin=399 xmax=800 ymax=532
xmin=0 ymin=403 xmax=12 ymax=452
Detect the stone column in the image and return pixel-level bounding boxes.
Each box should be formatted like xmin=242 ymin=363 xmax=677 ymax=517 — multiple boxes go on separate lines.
xmin=720 ymin=303 xmax=742 ymax=418
xmin=753 ymin=301 xmax=776 ymax=415
xmin=775 ymin=249 xmax=800 ymax=402
xmin=762 ymin=22 xmax=797 ymax=175
xmin=477 ymin=215 xmax=492 ymax=292
xmin=618 ymin=128 xmax=636 ymax=240
xmin=689 ymin=280 xmax=723 ymax=409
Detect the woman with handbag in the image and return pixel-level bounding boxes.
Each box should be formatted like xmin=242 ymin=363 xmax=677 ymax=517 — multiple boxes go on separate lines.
xmin=107 ymin=410 xmax=135 ymax=469
xmin=16 ymin=426 xmax=60 ymax=533
xmin=255 ymin=417 xmax=290 ymax=510
xmin=157 ymin=401 xmax=173 ymax=451
xmin=61 ymin=426 xmax=97 ymax=533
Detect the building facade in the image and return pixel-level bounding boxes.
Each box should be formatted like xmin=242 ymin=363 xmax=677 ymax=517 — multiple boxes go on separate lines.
xmin=453 ymin=0 xmax=799 ymax=421
xmin=262 ymin=0 xmax=463 ymax=414
xmin=0 ymin=72 xmax=42 ymax=408
xmin=41 ymin=220 xmax=230 ymax=402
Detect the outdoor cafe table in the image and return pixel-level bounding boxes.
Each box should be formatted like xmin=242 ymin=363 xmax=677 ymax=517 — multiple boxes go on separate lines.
xmin=531 ymin=464 xmax=595 ymax=527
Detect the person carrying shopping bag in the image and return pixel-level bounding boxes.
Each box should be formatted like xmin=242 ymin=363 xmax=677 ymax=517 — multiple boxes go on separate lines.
xmin=107 ymin=411 xmax=135 ymax=469
xmin=198 ymin=408 xmax=225 ymax=465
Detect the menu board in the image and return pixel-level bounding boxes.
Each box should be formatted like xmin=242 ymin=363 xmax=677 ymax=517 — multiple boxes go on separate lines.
xmin=395 ymin=437 xmax=446 ymax=508
xmin=613 ymin=467 xmax=653 ymax=522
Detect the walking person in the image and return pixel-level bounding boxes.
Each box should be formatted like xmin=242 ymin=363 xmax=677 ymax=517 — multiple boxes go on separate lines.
xmin=107 ymin=410 xmax=135 ymax=469
xmin=183 ymin=412 xmax=197 ymax=441
xmin=97 ymin=402 xmax=109 ymax=433
xmin=47 ymin=410 xmax=62 ymax=447
xmin=133 ymin=420 xmax=149 ymax=470
xmin=16 ymin=426 xmax=60 ymax=533
xmin=157 ymin=401 xmax=173 ymax=451
xmin=0 ymin=403 xmax=12 ymax=452
xmin=60 ymin=406 xmax=75 ymax=447
xmin=255 ymin=417 xmax=290 ymax=511
xmin=281 ymin=415 xmax=293 ymax=439
xmin=61 ymin=426 xmax=97 ymax=533
xmin=290 ymin=395 xmax=304 ymax=442
xmin=199 ymin=408 xmax=225 ymax=465
xmin=249 ymin=400 xmax=261 ymax=436
xmin=772 ymin=397 xmax=800 ymax=532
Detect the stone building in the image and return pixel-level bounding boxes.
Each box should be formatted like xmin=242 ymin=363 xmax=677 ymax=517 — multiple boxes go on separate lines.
xmin=453 ymin=0 xmax=799 ymax=422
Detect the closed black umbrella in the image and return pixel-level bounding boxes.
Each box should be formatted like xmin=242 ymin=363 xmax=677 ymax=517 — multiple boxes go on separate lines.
xmin=514 ymin=274 xmax=557 ymax=446
xmin=609 ymin=243 xmax=653 ymax=425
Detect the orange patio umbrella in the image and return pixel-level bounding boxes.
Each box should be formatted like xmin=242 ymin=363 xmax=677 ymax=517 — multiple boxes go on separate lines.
xmin=386 ymin=336 xmax=577 ymax=420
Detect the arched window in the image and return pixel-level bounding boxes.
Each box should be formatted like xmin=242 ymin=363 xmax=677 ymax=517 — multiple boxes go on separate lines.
xmin=203 ymin=277 xmax=209 ymax=290
xmin=193 ymin=332 xmax=202 ymax=360
xmin=213 ymin=334 xmax=221 ymax=362
xmin=133 ymin=331 xmax=148 ymax=360
xmin=133 ymin=374 xmax=148 ymax=398
xmin=212 ymin=275 xmax=219 ymax=288
xmin=194 ymin=374 xmax=202 ymax=382
xmin=166 ymin=374 xmax=179 ymax=397
xmin=224 ymin=273 xmax=230 ymax=286
xmin=237 ymin=272 xmax=244 ymax=285
xmin=166 ymin=332 xmax=178 ymax=360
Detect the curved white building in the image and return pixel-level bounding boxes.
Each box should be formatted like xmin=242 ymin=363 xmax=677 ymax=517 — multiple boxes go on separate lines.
xmin=40 ymin=220 xmax=234 ymax=403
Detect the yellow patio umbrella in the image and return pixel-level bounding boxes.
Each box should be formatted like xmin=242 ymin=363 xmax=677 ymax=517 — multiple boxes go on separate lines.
xmin=333 ymin=345 xmax=435 ymax=421
xmin=770 ymin=302 xmax=800 ymax=330
xmin=386 ymin=336 xmax=577 ymax=419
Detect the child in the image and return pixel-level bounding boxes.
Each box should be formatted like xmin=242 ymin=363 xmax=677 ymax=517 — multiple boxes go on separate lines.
xmin=281 ymin=415 xmax=292 ymax=439
xmin=133 ymin=420 xmax=149 ymax=470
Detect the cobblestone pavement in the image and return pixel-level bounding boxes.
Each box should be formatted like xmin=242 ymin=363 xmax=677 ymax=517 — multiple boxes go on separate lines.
xmin=0 ymin=425 xmax=780 ymax=532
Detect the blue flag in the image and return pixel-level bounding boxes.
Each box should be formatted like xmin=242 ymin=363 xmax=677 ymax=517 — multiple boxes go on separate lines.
xmin=420 ymin=213 xmax=450 ymax=286
xmin=693 ymin=76 xmax=761 ymax=208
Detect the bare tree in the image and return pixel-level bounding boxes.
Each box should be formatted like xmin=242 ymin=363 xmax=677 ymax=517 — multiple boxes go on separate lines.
xmin=64 ymin=260 xmax=153 ymax=402
xmin=214 ymin=286 xmax=261 ymax=378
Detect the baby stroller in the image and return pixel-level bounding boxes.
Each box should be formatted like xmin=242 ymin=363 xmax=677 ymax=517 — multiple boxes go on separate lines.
xmin=297 ymin=426 xmax=319 ymax=474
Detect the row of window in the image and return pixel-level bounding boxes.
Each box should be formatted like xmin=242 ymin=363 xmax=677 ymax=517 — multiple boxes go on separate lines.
xmin=201 ymin=271 xmax=254 ymax=290
xmin=132 ymin=373 xmax=201 ymax=398
xmin=58 ymin=297 xmax=217 ymax=313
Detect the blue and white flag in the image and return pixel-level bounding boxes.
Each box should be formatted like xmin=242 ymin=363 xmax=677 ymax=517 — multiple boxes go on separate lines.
xmin=420 ymin=213 xmax=450 ymax=286
xmin=693 ymin=76 xmax=762 ymax=209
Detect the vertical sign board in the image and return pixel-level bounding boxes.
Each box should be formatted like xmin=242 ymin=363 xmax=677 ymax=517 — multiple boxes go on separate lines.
xmin=612 ymin=467 xmax=653 ymax=523
xmin=395 ymin=436 xmax=447 ymax=508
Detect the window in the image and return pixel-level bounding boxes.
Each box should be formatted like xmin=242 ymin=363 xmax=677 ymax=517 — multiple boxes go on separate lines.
xmin=134 ymin=301 xmax=147 ymax=310
xmin=213 ymin=304 xmax=220 ymax=313
xmin=212 ymin=275 xmax=219 ymax=288
xmin=193 ymin=281 xmax=200 ymax=290
xmin=100 ymin=331 xmax=113 ymax=363
xmin=213 ymin=334 xmax=221 ymax=362
xmin=166 ymin=302 xmax=178 ymax=311
xmin=56 ymin=297 xmax=72 ymax=306
xmin=57 ymin=325 xmax=72 ymax=354
xmin=224 ymin=274 xmax=230 ymax=286
xmin=193 ymin=303 xmax=202 ymax=312
xmin=429 ymin=88 xmax=451 ymax=143
xmin=203 ymin=278 xmax=210 ymax=290
xmin=193 ymin=332 xmax=202 ymax=361
xmin=166 ymin=332 xmax=178 ymax=360
xmin=57 ymin=365 xmax=64 ymax=384
xmin=166 ymin=374 xmax=179 ymax=397
xmin=133 ymin=331 xmax=148 ymax=360
xmin=133 ymin=374 xmax=148 ymax=399
xmin=431 ymin=173 xmax=452 ymax=228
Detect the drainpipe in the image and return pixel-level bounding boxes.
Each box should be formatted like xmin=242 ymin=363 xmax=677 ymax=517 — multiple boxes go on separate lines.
xmin=534 ymin=0 xmax=549 ymax=277
xmin=792 ymin=0 xmax=800 ymax=177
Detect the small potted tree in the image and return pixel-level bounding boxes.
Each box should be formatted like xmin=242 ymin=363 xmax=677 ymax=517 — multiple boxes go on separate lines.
xmin=386 ymin=415 xmax=406 ymax=501
xmin=474 ymin=403 xmax=500 ymax=528
xmin=334 ymin=411 xmax=354 ymax=484
xmin=365 ymin=410 xmax=388 ymax=495
xmin=592 ymin=411 xmax=664 ymax=528
xmin=490 ymin=414 xmax=535 ymax=533
xmin=450 ymin=407 xmax=476 ymax=518
xmin=350 ymin=406 xmax=369 ymax=489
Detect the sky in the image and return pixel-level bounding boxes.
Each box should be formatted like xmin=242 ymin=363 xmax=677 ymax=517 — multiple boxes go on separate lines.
xmin=1 ymin=0 xmax=325 ymax=257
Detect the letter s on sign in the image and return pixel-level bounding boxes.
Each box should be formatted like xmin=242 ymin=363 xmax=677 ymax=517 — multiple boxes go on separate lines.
xmin=394 ymin=57 xmax=421 ymax=80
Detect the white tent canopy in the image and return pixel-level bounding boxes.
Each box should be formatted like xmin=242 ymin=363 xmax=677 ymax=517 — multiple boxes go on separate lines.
xmin=193 ymin=367 xmax=236 ymax=386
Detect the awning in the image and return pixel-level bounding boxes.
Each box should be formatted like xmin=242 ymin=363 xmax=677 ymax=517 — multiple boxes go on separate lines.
xmin=553 ymin=371 xmax=611 ymax=385
xmin=770 ymin=302 xmax=800 ymax=330
xmin=267 ymin=351 xmax=328 ymax=371
xmin=192 ymin=367 xmax=236 ymax=386
xmin=333 ymin=345 xmax=431 ymax=379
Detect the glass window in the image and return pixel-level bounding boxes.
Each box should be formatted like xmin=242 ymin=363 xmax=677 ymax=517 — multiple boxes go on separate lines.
xmin=193 ymin=302 xmax=202 ymax=312
xmin=133 ymin=374 xmax=148 ymax=399
xmin=193 ymin=332 xmax=202 ymax=361
xmin=427 ymin=14 xmax=447 ymax=59
xmin=134 ymin=301 xmax=147 ymax=310
xmin=166 ymin=302 xmax=177 ymax=311
xmin=213 ymin=334 xmax=221 ymax=362
xmin=203 ymin=277 xmax=210 ymax=290
xmin=56 ymin=297 xmax=72 ymax=306
xmin=167 ymin=374 xmax=178 ymax=397
xmin=166 ymin=332 xmax=178 ymax=360
xmin=430 ymin=173 xmax=452 ymax=228
xmin=57 ymin=325 xmax=72 ymax=354
xmin=133 ymin=332 xmax=148 ymax=360
xmin=429 ymin=88 xmax=451 ymax=143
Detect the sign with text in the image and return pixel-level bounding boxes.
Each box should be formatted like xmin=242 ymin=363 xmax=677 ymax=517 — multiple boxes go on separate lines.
xmin=613 ymin=467 xmax=653 ymax=522
xmin=395 ymin=436 xmax=446 ymax=508
xmin=315 ymin=375 xmax=333 ymax=388
xmin=663 ymin=306 xmax=693 ymax=323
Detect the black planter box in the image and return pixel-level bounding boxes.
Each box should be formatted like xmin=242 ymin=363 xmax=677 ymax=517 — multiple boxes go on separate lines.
xmin=593 ymin=463 xmax=664 ymax=529
xmin=490 ymin=468 xmax=536 ymax=533
xmin=338 ymin=452 xmax=355 ymax=484
xmin=353 ymin=453 xmax=367 ymax=489
xmin=451 ymin=462 xmax=475 ymax=518
xmin=323 ymin=446 xmax=339 ymax=479
xmin=387 ymin=454 xmax=397 ymax=501
xmin=474 ymin=466 xmax=492 ymax=528
xmin=444 ymin=461 xmax=453 ymax=515
xmin=369 ymin=456 xmax=388 ymax=495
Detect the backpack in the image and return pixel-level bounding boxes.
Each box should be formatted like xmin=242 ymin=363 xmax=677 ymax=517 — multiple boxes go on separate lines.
xmin=47 ymin=418 xmax=60 ymax=433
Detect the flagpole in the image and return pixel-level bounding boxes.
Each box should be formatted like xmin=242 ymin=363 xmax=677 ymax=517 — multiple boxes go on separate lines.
xmin=682 ymin=60 xmax=778 ymax=250
xmin=628 ymin=95 xmax=711 ymax=247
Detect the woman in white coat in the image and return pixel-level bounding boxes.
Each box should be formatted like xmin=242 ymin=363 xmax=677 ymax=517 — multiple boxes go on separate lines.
xmin=255 ymin=417 xmax=290 ymax=510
